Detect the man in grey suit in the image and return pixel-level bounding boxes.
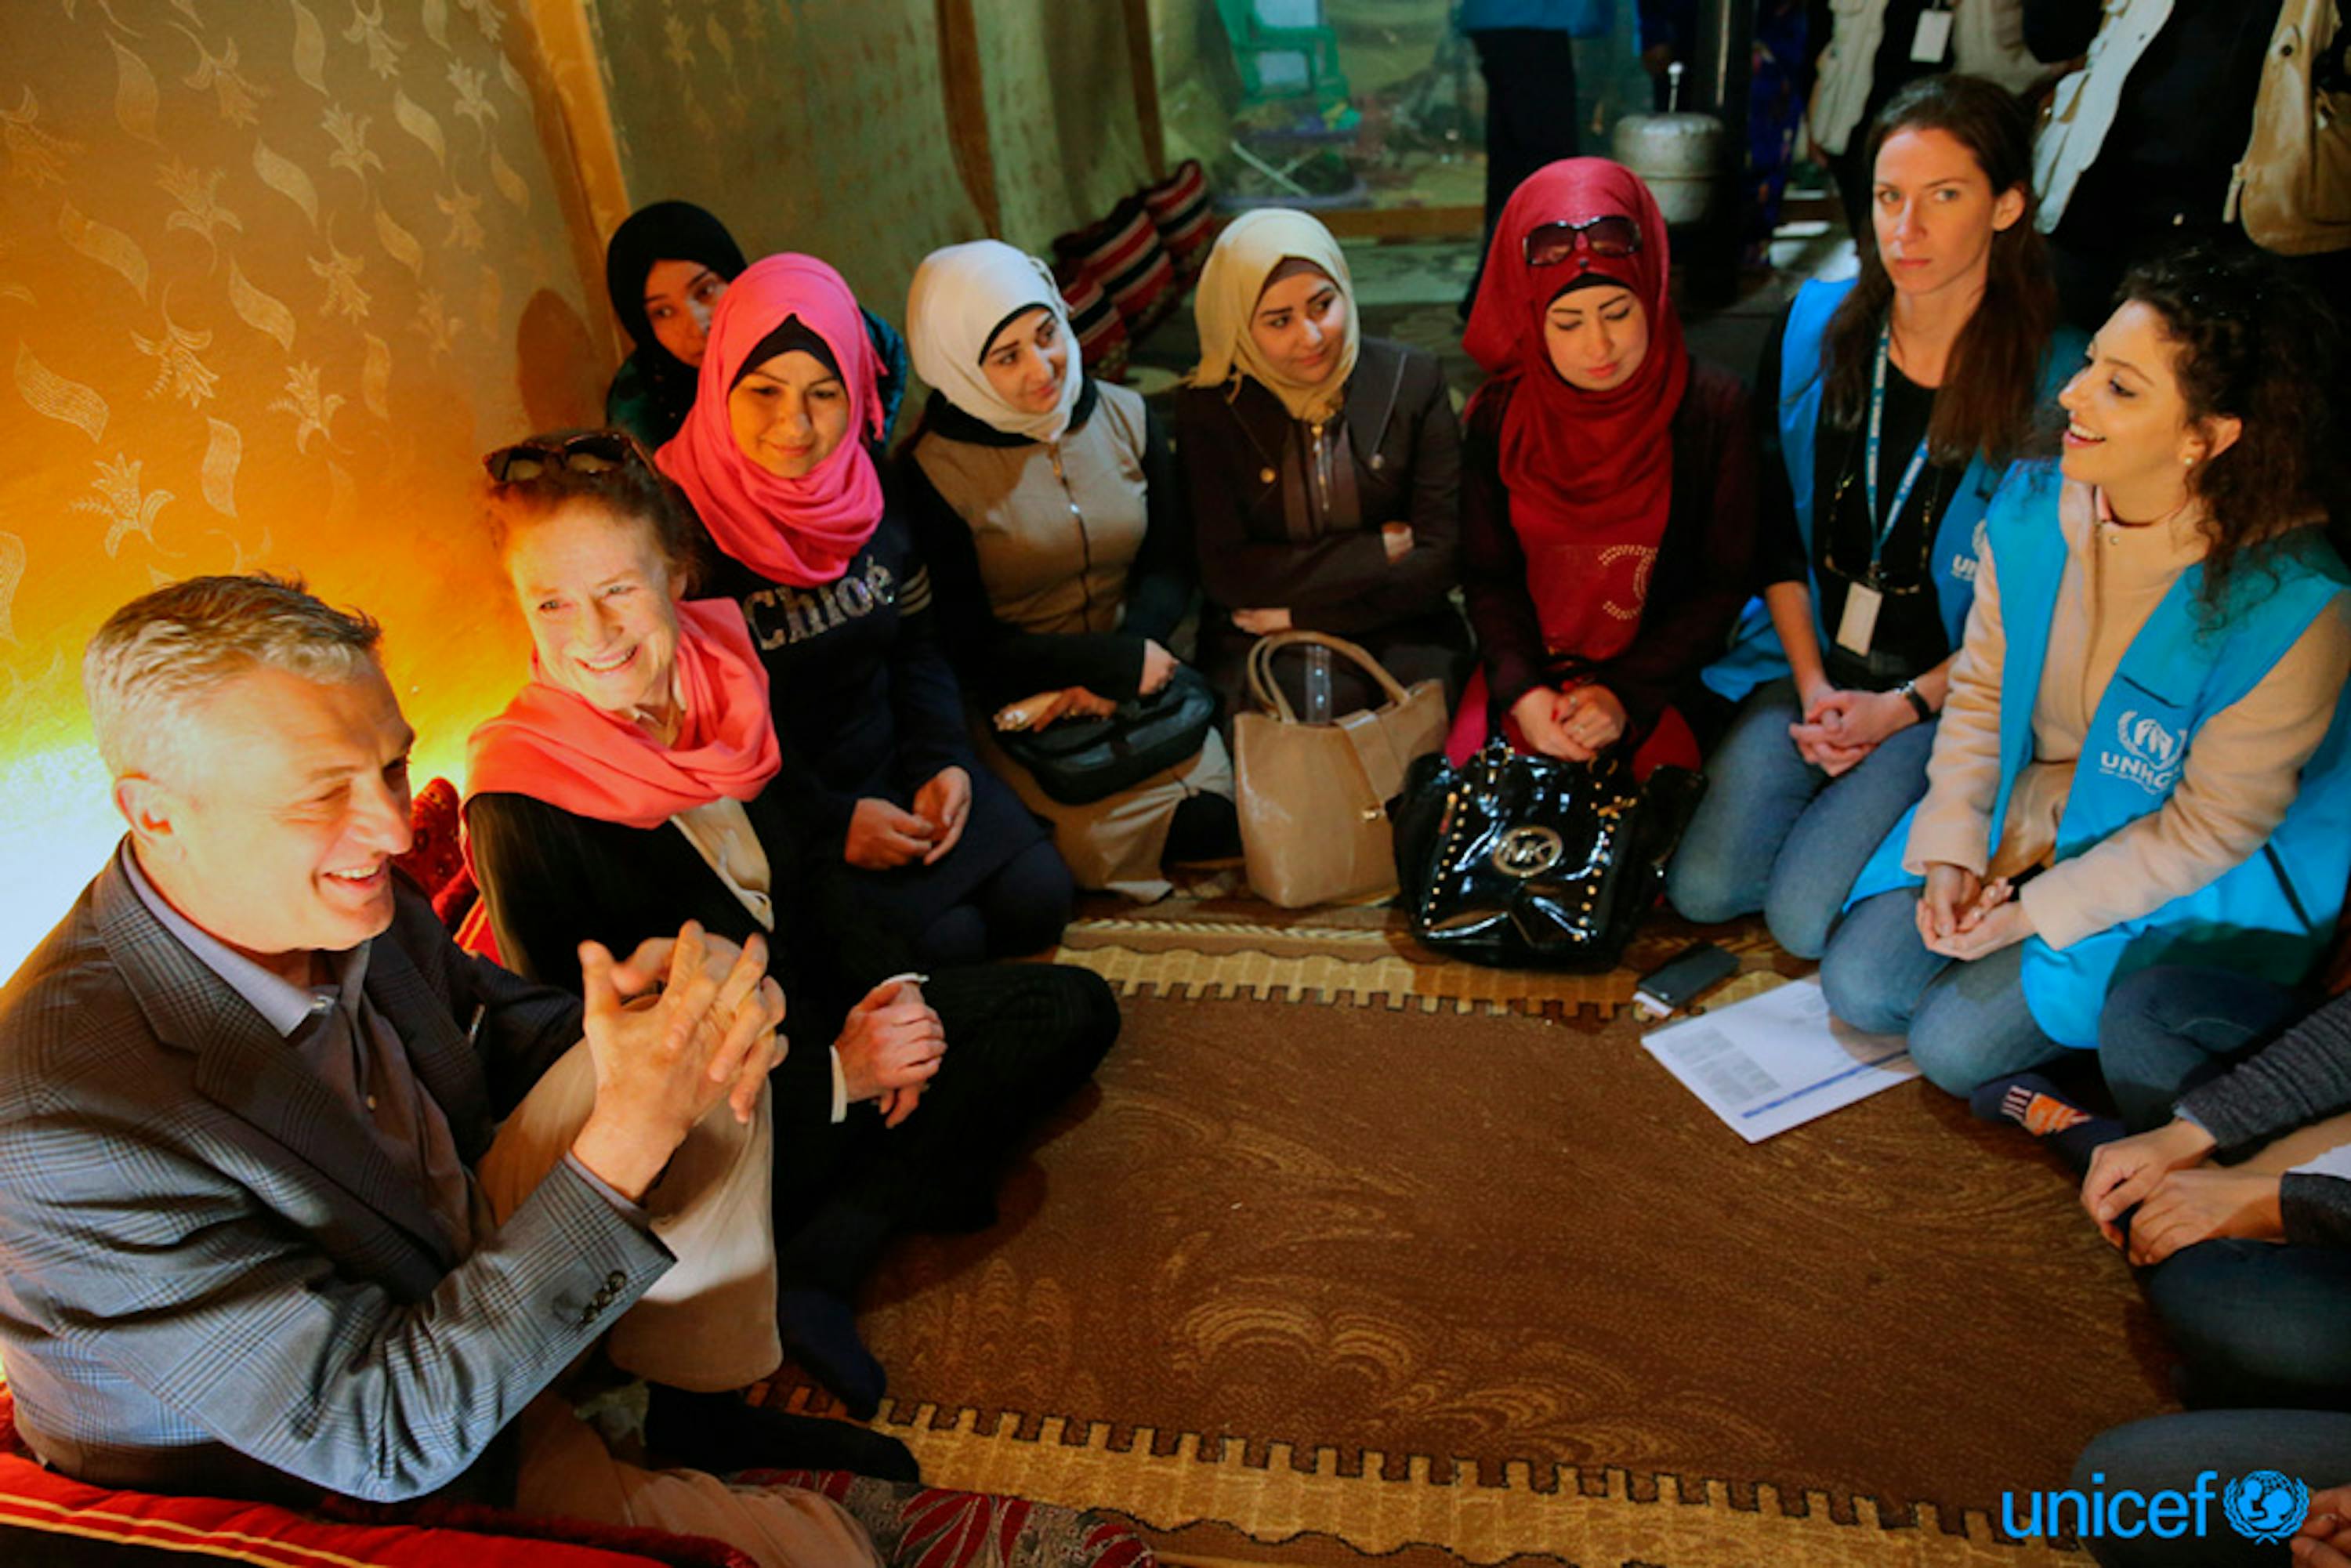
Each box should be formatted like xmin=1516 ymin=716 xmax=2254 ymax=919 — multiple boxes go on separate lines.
xmin=0 ymin=574 xmax=879 ymax=1566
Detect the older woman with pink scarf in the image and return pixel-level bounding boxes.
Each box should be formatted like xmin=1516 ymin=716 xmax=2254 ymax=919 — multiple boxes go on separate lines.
xmin=656 ymin=254 xmax=1073 ymax=966
xmin=463 ymin=415 xmax=1118 ymax=1425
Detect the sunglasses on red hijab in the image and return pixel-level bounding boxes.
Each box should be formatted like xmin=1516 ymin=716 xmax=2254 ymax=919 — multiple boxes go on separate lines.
xmin=1521 ymin=215 xmax=1643 ymax=269
xmin=481 ymin=429 xmax=655 ymax=483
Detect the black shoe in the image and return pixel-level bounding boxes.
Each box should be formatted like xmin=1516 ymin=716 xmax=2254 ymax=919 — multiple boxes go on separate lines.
xmin=644 ymin=1385 xmax=918 ymax=1481
xmin=777 ymin=1287 xmax=887 ymax=1420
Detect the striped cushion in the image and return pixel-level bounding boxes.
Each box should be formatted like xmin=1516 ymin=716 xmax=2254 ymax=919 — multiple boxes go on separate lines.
xmin=0 ymin=1386 xmax=743 ymax=1566
xmin=0 ymin=1458 xmax=703 ymax=1566
xmin=1053 ymin=198 xmax=1176 ymax=335
xmin=1056 ymin=261 xmax=1129 ymax=381
xmin=1141 ymin=159 xmax=1214 ymax=278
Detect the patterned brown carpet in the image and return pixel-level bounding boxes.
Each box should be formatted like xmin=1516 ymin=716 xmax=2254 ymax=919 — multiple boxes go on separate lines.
xmin=767 ymin=895 xmax=2170 ymax=1565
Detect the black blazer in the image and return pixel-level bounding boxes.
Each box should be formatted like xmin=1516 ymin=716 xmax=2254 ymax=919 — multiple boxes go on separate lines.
xmin=465 ymin=783 xmax=918 ymax=1128
xmin=1173 ymin=335 xmax=1462 ymax=638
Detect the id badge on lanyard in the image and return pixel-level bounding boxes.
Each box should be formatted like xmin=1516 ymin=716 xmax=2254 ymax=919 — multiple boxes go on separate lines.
xmin=1842 ymin=331 xmax=1931 ymax=655
xmin=1911 ymin=2 xmax=1954 ymax=63
xmin=1835 ymin=582 xmax=1884 ymax=656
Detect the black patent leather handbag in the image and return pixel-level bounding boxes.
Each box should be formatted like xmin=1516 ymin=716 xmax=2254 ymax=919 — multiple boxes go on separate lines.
xmin=994 ymin=663 xmax=1218 ymax=806
xmin=1394 ymin=737 xmax=1707 ymax=971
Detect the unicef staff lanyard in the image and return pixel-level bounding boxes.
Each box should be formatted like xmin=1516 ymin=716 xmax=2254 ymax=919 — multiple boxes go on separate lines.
xmin=1835 ymin=330 xmax=1933 ymax=657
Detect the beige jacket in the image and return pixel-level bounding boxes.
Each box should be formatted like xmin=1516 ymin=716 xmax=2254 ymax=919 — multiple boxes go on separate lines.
xmin=1905 ymin=479 xmax=2351 ymax=951
xmin=1810 ymin=0 xmax=2049 ymax=157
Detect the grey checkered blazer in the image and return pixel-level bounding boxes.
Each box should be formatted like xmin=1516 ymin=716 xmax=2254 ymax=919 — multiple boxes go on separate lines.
xmin=0 ymin=851 xmax=675 ymax=1504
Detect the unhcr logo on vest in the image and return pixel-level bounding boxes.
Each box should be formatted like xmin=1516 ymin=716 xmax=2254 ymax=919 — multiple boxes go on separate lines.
xmin=1950 ymin=516 xmax=1989 ymax=583
xmin=2099 ymin=708 xmax=2186 ymax=794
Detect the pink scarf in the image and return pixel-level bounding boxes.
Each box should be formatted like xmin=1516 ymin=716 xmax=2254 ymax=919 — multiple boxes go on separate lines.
xmin=466 ymin=599 xmax=782 ymax=829
xmin=657 ymin=254 xmax=884 ymax=587
xmin=1464 ymin=159 xmax=1689 ymax=661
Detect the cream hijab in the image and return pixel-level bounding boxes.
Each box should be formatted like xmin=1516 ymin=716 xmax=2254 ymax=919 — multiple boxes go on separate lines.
xmin=906 ymin=239 xmax=1085 ymax=442
xmin=1190 ymin=208 xmax=1360 ymax=424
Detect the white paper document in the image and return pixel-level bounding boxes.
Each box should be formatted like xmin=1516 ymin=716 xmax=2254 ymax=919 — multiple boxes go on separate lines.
xmin=1641 ymin=976 xmax=1917 ymax=1143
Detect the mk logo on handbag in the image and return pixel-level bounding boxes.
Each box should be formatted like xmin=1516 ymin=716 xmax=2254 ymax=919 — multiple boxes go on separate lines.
xmin=1492 ymin=824 xmax=1567 ymax=878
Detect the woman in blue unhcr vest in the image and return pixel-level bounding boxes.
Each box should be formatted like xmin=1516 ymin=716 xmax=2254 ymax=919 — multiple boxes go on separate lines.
xmin=1820 ymin=242 xmax=2351 ymax=1100
xmin=1667 ymin=74 xmax=2083 ymax=958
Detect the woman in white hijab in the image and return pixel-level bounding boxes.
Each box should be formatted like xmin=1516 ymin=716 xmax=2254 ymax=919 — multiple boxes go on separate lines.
xmin=1177 ymin=208 xmax=1469 ymax=719
xmin=897 ymin=239 xmax=1237 ymax=902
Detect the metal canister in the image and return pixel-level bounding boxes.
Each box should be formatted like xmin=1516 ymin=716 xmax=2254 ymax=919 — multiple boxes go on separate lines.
xmin=1607 ymin=63 xmax=1722 ymax=226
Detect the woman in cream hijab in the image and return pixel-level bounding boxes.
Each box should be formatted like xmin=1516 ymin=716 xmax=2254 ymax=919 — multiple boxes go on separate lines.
xmin=1176 ymin=208 xmax=1469 ymax=718
xmin=897 ymin=239 xmax=1237 ymax=903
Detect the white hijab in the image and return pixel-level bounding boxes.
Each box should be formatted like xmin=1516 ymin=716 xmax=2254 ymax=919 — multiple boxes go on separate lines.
xmin=1189 ymin=208 xmax=1360 ymax=424
xmin=906 ymin=240 xmax=1085 ymax=442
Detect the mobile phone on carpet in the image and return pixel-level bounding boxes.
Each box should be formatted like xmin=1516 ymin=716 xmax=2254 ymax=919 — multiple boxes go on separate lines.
xmin=1633 ymin=942 xmax=1738 ymax=1019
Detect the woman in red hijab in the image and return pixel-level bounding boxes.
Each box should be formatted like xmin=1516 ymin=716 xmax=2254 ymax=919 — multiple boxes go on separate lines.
xmin=1450 ymin=157 xmax=1758 ymax=777
xmin=656 ymin=254 xmax=1072 ymax=967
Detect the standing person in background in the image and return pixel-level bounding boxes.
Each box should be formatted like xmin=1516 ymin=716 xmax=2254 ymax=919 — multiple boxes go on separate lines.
xmin=897 ymin=240 xmax=1237 ymax=902
xmin=1459 ymin=0 xmax=1592 ymax=318
xmin=1741 ymin=0 xmax=1819 ymax=261
xmin=1670 ymin=74 xmax=2079 ymax=960
xmin=659 ymin=255 xmax=1074 ymax=967
xmin=1454 ymin=158 xmax=1757 ymax=777
xmin=1179 ymin=209 xmax=1470 ymax=721
xmin=602 ymin=201 xmax=909 ymax=450
xmin=2027 ymin=0 xmax=2350 ymax=333
xmin=1809 ymin=2 xmax=2049 ymax=238
xmin=1636 ymin=0 xmax=1699 ymax=110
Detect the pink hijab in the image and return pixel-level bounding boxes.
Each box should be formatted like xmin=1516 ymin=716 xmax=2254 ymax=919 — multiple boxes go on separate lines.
xmin=466 ymin=599 xmax=781 ymax=830
xmin=657 ymin=253 xmax=884 ymax=588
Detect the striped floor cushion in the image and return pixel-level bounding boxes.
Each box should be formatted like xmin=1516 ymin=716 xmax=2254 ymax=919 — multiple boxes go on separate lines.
xmin=1141 ymin=159 xmax=1214 ymax=281
xmin=1052 ymin=198 xmax=1176 ymax=337
xmin=1055 ymin=260 xmax=1130 ymax=381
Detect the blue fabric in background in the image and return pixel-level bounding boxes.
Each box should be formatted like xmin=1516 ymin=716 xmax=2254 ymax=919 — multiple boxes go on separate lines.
xmin=1459 ymin=0 xmax=1614 ymax=38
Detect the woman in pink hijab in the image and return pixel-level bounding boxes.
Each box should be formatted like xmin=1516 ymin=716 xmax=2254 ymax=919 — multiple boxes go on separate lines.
xmin=658 ymin=254 xmax=1072 ymax=965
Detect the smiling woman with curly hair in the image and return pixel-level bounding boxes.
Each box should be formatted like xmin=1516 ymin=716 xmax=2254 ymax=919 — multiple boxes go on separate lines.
xmin=1819 ymin=241 xmax=2351 ymax=1109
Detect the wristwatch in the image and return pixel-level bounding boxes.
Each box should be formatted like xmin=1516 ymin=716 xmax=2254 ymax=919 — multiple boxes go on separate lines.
xmin=1896 ymin=679 xmax=1934 ymax=723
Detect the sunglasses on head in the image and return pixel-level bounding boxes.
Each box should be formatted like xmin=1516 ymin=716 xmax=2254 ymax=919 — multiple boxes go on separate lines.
xmin=1522 ymin=215 xmax=1642 ymax=269
xmin=481 ymin=429 xmax=652 ymax=483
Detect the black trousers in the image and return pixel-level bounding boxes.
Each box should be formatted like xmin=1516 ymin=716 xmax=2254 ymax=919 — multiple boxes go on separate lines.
xmin=770 ymin=962 xmax=1119 ymax=1294
xmin=1466 ymin=27 xmax=1580 ymax=310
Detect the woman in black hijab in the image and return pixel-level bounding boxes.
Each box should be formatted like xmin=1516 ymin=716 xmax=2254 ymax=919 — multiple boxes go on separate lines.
xmin=601 ymin=199 xmax=911 ymax=448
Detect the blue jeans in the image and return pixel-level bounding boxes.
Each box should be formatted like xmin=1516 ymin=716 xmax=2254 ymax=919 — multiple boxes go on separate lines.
xmin=2073 ymin=1410 xmax=2351 ymax=1566
xmin=2098 ymin=966 xmax=2305 ymax=1132
xmin=1666 ymin=678 xmax=1940 ymax=959
xmin=1817 ymin=887 xmax=2069 ymax=1094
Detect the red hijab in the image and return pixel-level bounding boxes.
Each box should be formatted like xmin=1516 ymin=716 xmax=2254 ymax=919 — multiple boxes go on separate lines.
xmin=1464 ymin=159 xmax=1688 ymax=658
xmin=657 ymin=254 xmax=884 ymax=588
xmin=466 ymin=598 xmax=781 ymax=830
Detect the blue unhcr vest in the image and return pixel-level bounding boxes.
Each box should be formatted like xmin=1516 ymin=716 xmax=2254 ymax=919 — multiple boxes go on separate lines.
xmin=1846 ymin=462 xmax=2351 ymax=1048
xmin=1699 ymin=277 xmax=2087 ymax=703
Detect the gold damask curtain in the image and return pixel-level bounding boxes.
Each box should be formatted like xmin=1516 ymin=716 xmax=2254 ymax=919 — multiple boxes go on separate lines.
xmin=0 ymin=0 xmax=621 ymax=976
xmin=0 ymin=0 xmax=1155 ymax=980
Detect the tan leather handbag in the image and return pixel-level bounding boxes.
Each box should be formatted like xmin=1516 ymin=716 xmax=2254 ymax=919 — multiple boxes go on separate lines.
xmin=1233 ymin=631 xmax=1450 ymax=908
